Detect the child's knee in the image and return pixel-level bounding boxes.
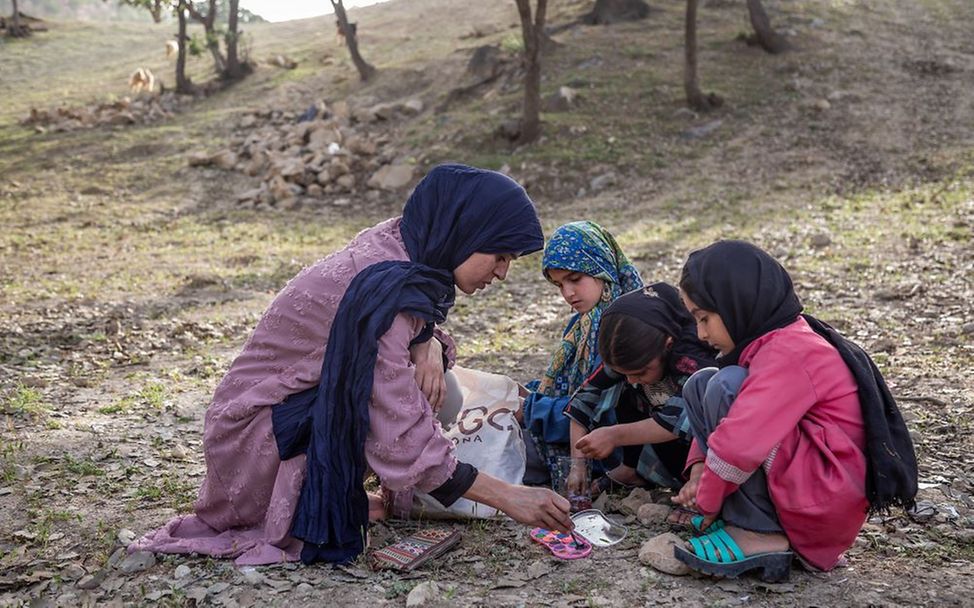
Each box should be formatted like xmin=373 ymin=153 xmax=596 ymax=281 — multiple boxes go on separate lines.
xmin=684 ymin=367 xmax=719 ymax=411
xmin=704 ymin=366 xmax=748 ymax=404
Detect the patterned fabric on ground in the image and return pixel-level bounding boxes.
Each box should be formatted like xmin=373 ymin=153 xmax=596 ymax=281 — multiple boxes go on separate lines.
xmin=370 ymin=528 xmax=462 ymax=571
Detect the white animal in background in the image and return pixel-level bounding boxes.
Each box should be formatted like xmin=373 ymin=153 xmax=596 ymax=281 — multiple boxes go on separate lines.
xmin=128 ymin=67 xmax=156 ymax=94
xmin=165 ymin=39 xmax=179 ymax=58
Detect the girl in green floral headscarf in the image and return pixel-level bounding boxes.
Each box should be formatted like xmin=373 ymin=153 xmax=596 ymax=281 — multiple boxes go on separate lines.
xmin=521 ymin=221 xmax=643 ymax=475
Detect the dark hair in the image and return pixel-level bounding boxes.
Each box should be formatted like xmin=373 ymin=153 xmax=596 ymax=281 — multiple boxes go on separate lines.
xmin=598 ymin=313 xmax=669 ymax=371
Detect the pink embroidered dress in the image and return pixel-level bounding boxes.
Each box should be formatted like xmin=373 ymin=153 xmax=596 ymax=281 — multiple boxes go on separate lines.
xmin=133 ymin=218 xmax=460 ymax=565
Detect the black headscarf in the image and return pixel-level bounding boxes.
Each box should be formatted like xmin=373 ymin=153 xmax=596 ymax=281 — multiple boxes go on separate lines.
xmin=602 ymin=282 xmax=717 ymax=377
xmin=680 ymin=240 xmax=803 ymax=368
xmin=680 ymin=240 xmax=917 ymax=513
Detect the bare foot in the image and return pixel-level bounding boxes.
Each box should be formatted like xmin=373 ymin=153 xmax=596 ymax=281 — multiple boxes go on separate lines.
xmin=666 ymin=507 xmax=699 ymax=527
xmin=718 ymin=525 xmax=790 ymax=556
xmin=606 ymin=465 xmax=645 ymax=487
xmin=367 ymin=491 xmax=387 ymax=522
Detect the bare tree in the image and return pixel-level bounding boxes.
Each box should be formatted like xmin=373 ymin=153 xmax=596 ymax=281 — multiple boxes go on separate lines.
xmin=186 ymin=0 xmax=227 ymax=74
xmin=745 ymin=0 xmax=789 ymax=54
xmin=223 ymin=0 xmax=244 ymax=80
xmin=684 ymin=0 xmax=721 ymax=111
xmin=514 ymin=0 xmax=548 ymax=144
xmin=6 ymin=0 xmax=31 ymax=37
xmin=331 ymin=0 xmax=376 ymax=81
xmin=174 ymin=0 xmax=195 ymax=93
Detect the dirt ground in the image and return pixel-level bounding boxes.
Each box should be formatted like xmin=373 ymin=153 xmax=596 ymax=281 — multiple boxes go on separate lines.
xmin=1 ymin=0 xmax=973 ymax=606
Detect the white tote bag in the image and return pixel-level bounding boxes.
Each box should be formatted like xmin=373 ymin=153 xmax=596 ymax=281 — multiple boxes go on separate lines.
xmin=412 ymin=366 xmax=527 ymax=519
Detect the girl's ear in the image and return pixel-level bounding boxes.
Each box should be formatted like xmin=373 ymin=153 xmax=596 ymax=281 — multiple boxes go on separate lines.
xmin=665 ymin=336 xmax=674 ymax=350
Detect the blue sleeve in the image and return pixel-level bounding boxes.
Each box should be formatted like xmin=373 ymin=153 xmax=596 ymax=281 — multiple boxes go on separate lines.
xmin=523 ymin=390 xmax=572 ymax=445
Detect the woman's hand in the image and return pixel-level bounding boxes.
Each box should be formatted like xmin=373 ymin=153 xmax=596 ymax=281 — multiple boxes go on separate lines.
xmin=574 ymin=427 xmax=617 ymax=460
xmin=409 ymin=339 xmax=446 ymax=411
xmin=499 ymin=485 xmax=574 ymax=532
xmin=673 ymin=462 xmax=704 ymax=510
xmin=465 ymin=474 xmax=573 ymax=532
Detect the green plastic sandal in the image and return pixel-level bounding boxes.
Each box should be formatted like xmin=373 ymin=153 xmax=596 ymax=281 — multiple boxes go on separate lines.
xmin=690 ymin=515 xmax=725 ymax=535
xmin=673 ymin=526 xmax=793 ymax=582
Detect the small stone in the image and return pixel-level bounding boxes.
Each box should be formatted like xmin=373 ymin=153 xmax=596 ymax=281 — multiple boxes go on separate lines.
xmin=639 ymin=532 xmax=691 ymax=576
xmin=406 ymin=581 xmax=440 ymax=607
xmin=118 ymin=551 xmax=156 ymax=574
xmin=188 ymin=151 xmax=212 ymax=167
xmin=589 ymin=172 xmax=617 ymax=192
xmin=961 ymin=322 xmax=974 ymax=335
xmin=206 ymin=582 xmax=230 ymax=595
xmin=637 ymin=503 xmax=672 ymax=525
xmin=60 ymin=563 xmax=86 ymax=581
xmin=77 ymin=569 xmax=108 ymax=590
xmin=210 ymin=150 xmax=238 ymax=171
xmin=681 ymin=119 xmax=723 ymax=140
xmin=174 ymin=564 xmax=191 ymax=579
xmin=240 ymin=567 xmax=264 ymax=586
xmin=116 ymin=529 xmax=136 ymax=545
xmin=815 ymin=98 xmax=831 ymax=111
xmin=367 ymin=164 xmax=414 ymax=191
xmin=106 ymin=547 xmax=126 ymax=568
xmin=296 ymin=582 xmax=314 ymax=594
xmin=619 ymin=487 xmax=653 ymax=515
xmin=402 ymin=99 xmax=425 ymax=115
xmin=335 ymin=174 xmax=356 ymax=190
xmin=809 ymin=232 xmax=832 ymax=248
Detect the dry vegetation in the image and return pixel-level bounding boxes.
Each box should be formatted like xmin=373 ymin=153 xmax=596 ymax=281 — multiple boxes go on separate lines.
xmin=1 ymin=0 xmax=973 ymax=606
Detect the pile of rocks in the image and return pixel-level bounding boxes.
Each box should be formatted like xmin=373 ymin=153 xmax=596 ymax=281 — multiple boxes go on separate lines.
xmin=189 ymin=97 xmax=426 ymax=209
xmin=22 ymin=94 xmax=180 ymax=133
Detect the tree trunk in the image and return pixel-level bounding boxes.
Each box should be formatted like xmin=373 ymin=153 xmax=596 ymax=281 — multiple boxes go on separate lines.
xmin=746 ymin=0 xmax=789 ymax=54
xmin=515 ymin=0 xmax=547 ymax=144
xmin=149 ymin=0 xmax=164 ymax=23
xmin=684 ymin=0 xmax=721 ymax=111
xmin=175 ymin=2 xmax=194 ymax=94
xmin=224 ymin=0 xmax=243 ymax=80
xmin=331 ymin=0 xmax=376 ymax=81
xmin=9 ymin=0 xmax=30 ymax=37
xmin=188 ymin=0 xmax=227 ymax=74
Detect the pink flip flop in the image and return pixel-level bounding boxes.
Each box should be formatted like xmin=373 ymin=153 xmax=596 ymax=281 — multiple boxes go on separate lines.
xmin=529 ymin=528 xmax=592 ymax=560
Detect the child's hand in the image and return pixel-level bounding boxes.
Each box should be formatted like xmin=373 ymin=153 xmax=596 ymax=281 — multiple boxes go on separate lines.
xmin=409 ymin=339 xmax=445 ymax=411
xmin=673 ymin=462 xmax=704 ymax=509
xmin=566 ymin=464 xmax=588 ymax=495
xmin=574 ymin=427 xmax=616 ymax=460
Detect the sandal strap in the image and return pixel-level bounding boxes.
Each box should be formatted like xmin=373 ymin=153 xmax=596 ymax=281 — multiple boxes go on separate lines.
xmin=690 ymin=528 xmax=747 ymax=563
xmin=711 ymin=527 xmax=746 ymax=562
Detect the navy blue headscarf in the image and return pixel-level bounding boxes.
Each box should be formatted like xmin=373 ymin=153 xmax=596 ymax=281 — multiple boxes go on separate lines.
xmin=275 ymin=164 xmax=544 ymax=564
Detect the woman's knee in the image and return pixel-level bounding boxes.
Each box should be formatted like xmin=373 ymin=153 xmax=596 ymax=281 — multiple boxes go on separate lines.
xmin=436 ymin=370 xmax=464 ymax=426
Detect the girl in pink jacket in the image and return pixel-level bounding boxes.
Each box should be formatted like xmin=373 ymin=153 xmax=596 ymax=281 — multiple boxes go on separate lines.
xmin=671 ymin=240 xmax=917 ymax=582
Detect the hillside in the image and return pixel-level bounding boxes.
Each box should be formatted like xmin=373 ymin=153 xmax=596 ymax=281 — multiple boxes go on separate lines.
xmin=1 ymin=0 xmax=973 ymax=605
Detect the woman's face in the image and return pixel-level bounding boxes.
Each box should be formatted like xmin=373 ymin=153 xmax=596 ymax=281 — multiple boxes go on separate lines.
xmin=453 ymin=253 xmax=516 ymax=294
xmin=613 ymin=356 xmax=666 ymax=386
xmin=545 ymin=268 xmax=604 ymax=314
xmin=680 ymin=291 xmax=735 ymax=355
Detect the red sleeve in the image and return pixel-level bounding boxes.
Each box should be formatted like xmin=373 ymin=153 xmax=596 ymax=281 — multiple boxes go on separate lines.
xmin=694 ymin=342 xmax=819 ymax=515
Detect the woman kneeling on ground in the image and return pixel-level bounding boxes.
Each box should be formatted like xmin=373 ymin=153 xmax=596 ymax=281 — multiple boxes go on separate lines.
xmin=132 ymin=164 xmax=572 ymax=566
